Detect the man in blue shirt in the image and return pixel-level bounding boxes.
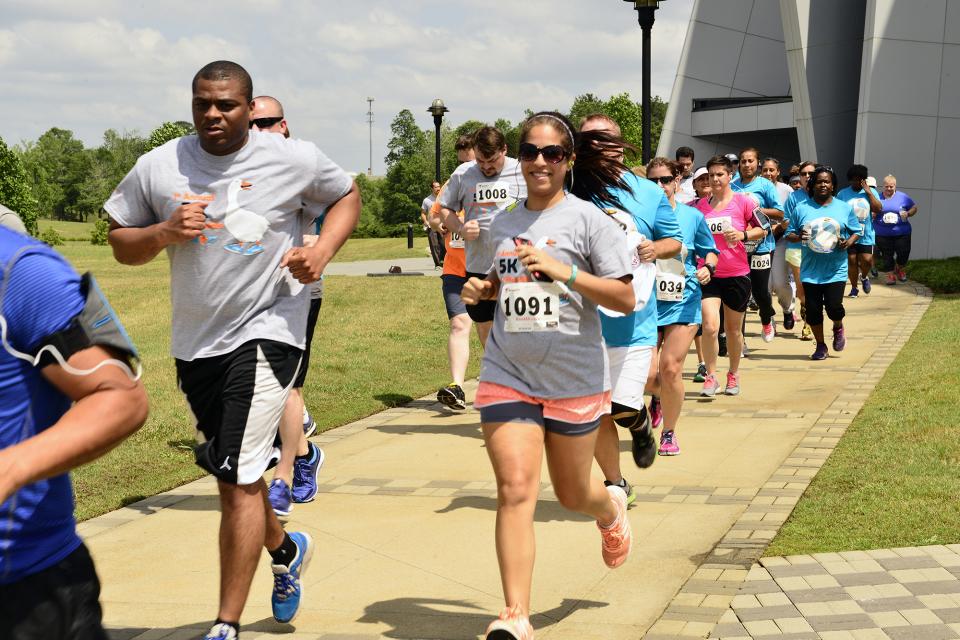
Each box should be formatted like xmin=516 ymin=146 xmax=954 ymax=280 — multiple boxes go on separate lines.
xmin=836 ymin=165 xmax=882 ymax=297
xmin=0 ymin=227 xmax=148 ymax=639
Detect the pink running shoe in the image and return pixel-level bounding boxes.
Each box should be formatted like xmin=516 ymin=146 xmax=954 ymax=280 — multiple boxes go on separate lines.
xmin=486 ymin=605 xmax=534 ymax=640
xmin=649 ymin=395 xmax=663 ymax=429
xmin=724 ymin=371 xmax=740 ymax=396
xmin=700 ymin=374 xmax=719 ymax=397
xmin=598 ymin=485 xmax=632 ymax=568
xmin=658 ymin=430 xmax=680 ymax=456
xmin=761 ymin=321 xmax=776 ymax=343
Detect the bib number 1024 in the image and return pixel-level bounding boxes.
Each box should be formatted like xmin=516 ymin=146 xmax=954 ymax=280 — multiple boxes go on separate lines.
xmin=501 ymin=282 xmax=561 ymax=332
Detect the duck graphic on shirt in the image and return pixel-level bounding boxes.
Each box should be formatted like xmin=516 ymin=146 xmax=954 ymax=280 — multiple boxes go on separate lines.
xmin=222 ymin=178 xmax=268 ymax=256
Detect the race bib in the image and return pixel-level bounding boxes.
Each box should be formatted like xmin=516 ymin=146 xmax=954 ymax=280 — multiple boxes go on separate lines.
xmin=449 ymin=231 xmax=465 ymax=249
xmin=475 ymin=181 xmax=511 ymax=206
xmin=750 ymin=253 xmax=771 ymax=270
xmin=882 ymin=212 xmax=899 ymax=225
xmin=851 ymin=198 xmax=870 ymax=221
xmin=655 ymin=272 xmax=684 ymax=302
xmin=501 ymin=282 xmax=561 ymax=332
xmin=707 ymin=216 xmax=733 ymax=235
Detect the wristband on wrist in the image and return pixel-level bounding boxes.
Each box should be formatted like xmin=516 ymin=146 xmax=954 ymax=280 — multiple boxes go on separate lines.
xmin=742 ymin=230 xmax=748 ymax=242
xmin=565 ymin=264 xmax=578 ymax=287
xmin=705 ymin=263 xmax=716 ymax=275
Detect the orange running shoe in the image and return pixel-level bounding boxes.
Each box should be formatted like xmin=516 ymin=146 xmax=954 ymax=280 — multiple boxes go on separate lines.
xmin=485 ymin=604 xmax=534 ymax=639
xmin=598 ymin=484 xmax=632 ymax=568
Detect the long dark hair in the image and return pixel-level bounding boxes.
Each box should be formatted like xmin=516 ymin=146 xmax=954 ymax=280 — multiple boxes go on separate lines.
xmin=518 ymin=111 xmax=635 ymax=210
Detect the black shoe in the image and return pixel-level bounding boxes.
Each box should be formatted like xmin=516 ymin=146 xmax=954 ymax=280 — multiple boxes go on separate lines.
xmin=718 ymin=333 xmax=728 ymax=357
xmin=629 ymin=411 xmax=656 ymax=469
xmin=783 ymin=308 xmax=796 ymax=331
xmin=437 ymin=383 xmax=466 ymax=410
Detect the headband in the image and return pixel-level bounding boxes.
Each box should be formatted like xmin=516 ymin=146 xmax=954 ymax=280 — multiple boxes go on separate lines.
xmin=533 ymin=113 xmax=575 ymax=145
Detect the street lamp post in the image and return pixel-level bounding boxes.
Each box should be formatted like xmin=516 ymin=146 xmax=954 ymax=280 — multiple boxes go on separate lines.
xmin=366 ymin=97 xmax=374 ymax=176
xmin=623 ymin=0 xmax=665 ymax=164
xmin=427 ymin=98 xmax=449 ymax=183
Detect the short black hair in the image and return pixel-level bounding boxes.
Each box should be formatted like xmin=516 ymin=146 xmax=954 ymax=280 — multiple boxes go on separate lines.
xmin=808 ymin=165 xmax=839 ymax=197
xmin=847 ymin=164 xmax=869 ymax=181
xmin=192 ymin=61 xmax=253 ymax=102
xmin=675 ymin=146 xmax=695 ymax=161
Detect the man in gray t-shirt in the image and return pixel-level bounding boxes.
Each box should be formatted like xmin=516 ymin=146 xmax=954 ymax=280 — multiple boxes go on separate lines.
xmin=439 ymin=126 xmax=526 ymax=330
xmin=105 ymin=61 xmax=360 ymax=638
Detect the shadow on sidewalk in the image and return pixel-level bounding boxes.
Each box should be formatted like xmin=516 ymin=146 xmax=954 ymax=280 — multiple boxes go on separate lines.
xmin=435 ymin=495 xmax=593 ymax=523
xmin=358 ymin=596 xmax=607 ymax=639
xmin=372 ymin=420 xmax=483 ymax=439
xmin=108 ymin=615 xmax=304 ymax=639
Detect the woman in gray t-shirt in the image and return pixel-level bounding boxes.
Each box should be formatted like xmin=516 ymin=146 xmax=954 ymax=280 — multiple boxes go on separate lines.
xmin=460 ymin=112 xmax=637 ymax=640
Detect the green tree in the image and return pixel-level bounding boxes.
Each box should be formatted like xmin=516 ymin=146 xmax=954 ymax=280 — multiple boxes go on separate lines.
xmin=382 ymin=110 xmax=433 ymax=228
xmin=568 ymin=92 xmax=667 ymax=163
xmin=0 ymin=135 xmax=39 ymax=235
xmin=76 ymin=129 xmax=148 ymax=219
xmin=146 ymin=121 xmax=194 ymax=152
xmin=16 ymin=128 xmax=90 ymax=220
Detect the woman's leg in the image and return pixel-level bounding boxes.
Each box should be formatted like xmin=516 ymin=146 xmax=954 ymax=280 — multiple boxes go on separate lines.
xmin=483 ymin=420 xmax=545 ymax=615
xmin=448 ymin=312 xmax=472 ymax=385
xmin=804 ymin=282 xmax=827 ymax=344
xmin=659 ymin=324 xmax=699 ymax=432
xmin=547 ymin=428 xmax=617 ymax=523
xmin=723 ymin=306 xmax=746 ymax=374
xmin=701 ymin=297 xmax=722 ymax=376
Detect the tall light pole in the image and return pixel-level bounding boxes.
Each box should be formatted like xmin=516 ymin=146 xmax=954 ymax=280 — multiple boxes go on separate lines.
xmin=427 ymin=98 xmax=448 ymax=183
xmin=622 ymin=0 xmax=666 ymax=164
xmin=366 ymin=97 xmax=374 ymax=176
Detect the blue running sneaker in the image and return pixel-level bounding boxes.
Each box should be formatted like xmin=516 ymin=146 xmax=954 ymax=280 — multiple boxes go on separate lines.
xmin=268 ymin=478 xmax=293 ymax=517
xmin=272 ymin=532 xmax=314 ymax=623
xmin=292 ymin=442 xmax=325 ymax=503
xmin=203 ymin=623 xmax=238 ymax=640
xmin=861 ymin=277 xmax=872 ymax=294
xmin=302 ymin=411 xmax=316 ymax=438
xmin=848 ymin=287 xmax=859 ymax=298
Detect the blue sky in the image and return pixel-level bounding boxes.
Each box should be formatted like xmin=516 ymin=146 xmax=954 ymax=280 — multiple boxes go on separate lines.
xmin=0 ymin=0 xmax=694 ymax=175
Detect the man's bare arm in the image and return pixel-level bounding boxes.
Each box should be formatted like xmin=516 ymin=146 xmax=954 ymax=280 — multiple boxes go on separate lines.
xmin=108 ymin=202 xmax=207 ymax=265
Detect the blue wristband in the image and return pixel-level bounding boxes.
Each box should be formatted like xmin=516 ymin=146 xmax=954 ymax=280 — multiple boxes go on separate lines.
xmin=565 ymin=264 xmax=578 ymax=287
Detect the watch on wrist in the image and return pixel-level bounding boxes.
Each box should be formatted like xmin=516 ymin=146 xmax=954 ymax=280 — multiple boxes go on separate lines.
xmin=742 ymin=230 xmax=748 ymax=242
xmin=705 ymin=263 xmax=716 ymax=275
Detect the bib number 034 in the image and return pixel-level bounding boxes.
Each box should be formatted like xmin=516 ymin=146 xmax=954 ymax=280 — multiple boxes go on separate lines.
xmin=655 ymin=272 xmax=684 ymax=302
xmin=501 ymin=282 xmax=561 ymax=332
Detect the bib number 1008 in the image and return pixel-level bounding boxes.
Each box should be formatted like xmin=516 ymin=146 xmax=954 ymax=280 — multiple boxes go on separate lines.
xmin=477 ymin=186 xmax=508 ymax=201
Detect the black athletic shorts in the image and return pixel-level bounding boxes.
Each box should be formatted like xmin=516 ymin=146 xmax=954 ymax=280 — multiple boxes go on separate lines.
xmin=176 ymin=339 xmax=302 ymax=485
xmin=701 ymin=275 xmax=752 ymax=313
xmin=0 ymin=543 xmax=107 ymax=640
xmin=847 ymin=244 xmax=874 ymax=255
xmin=293 ymin=298 xmax=323 ymax=389
xmin=464 ymin=270 xmax=496 ymax=323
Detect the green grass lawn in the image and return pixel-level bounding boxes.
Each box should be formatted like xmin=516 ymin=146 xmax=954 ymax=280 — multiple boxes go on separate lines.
xmin=38 ymin=219 xmax=95 ymax=241
xmin=768 ymin=271 xmax=960 ymax=554
xmin=56 ymin=245 xmax=479 ymax=521
xmin=332 ymin=236 xmax=430 ymax=262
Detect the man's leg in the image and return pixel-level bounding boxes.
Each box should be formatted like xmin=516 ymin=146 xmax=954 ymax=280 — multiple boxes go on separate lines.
xmin=217 ymin=479 xmax=275 ymax=623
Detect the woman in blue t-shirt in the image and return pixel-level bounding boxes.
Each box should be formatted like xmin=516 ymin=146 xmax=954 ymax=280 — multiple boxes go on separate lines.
xmin=876 ymin=174 xmax=918 ymax=285
xmin=786 ymin=166 xmax=862 ymax=360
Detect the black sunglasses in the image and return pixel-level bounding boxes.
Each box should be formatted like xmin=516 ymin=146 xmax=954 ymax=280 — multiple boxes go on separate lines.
xmin=648 ymin=175 xmax=675 ymax=185
xmin=249 ymin=116 xmax=283 ymax=129
xmin=518 ymin=142 xmax=567 ymax=164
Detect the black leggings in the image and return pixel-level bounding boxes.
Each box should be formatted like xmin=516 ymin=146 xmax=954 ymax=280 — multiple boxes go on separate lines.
xmin=876 ymin=234 xmax=911 ymax=271
xmin=749 ymin=257 xmax=775 ymax=325
xmin=802 ymin=281 xmax=846 ymax=327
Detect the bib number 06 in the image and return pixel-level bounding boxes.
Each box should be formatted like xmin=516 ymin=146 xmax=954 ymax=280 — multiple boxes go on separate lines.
xmin=501 ymin=282 xmax=561 ymax=332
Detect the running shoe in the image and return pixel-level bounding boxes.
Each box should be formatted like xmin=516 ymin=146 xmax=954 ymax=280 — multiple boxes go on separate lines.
xmin=886 ymin=273 xmax=897 ymax=285
xmin=870 ymin=265 xmax=879 ymax=278
xmin=783 ymin=308 xmax=796 ymax=331
xmin=658 ymin=430 xmax=680 ymax=456
xmin=437 ymin=383 xmax=467 ymax=410
xmin=742 ymin=340 xmax=750 ymax=359
xmin=761 ymin=320 xmax=776 ymax=343
xmin=848 ymin=287 xmax=859 ymax=298
xmin=598 ymin=485 xmax=632 ymax=568
xmin=693 ymin=362 xmax=707 ymax=383
xmin=811 ymin=343 xmax=828 ymax=360
xmin=302 ymin=410 xmax=316 ymax=438
xmin=629 ymin=410 xmax=657 ymax=469
xmin=862 ymin=277 xmax=872 ymax=294
xmin=897 ymin=267 xmax=907 ymax=282
xmin=292 ymin=442 xmax=325 ymax=504
xmin=202 ymin=623 xmax=238 ymax=640
xmin=649 ymin=395 xmax=663 ymax=429
xmin=268 ymin=478 xmax=293 ymax=517
xmin=718 ymin=333 xmax=728 ymax=357
xmin=485 ymin=605 xmax=534 ymax=640
xmin=748 ymin=297 xmax=759 ymax=312
xmin=700 ymin=374 xmax=719 ymax=397
xmin=833 ymin=326 xmax=846 ymax=352
xmin=271 ymin=531 xmax=314 ymax=623
xmin=604 ymin=477 xmax=637 ymax=506
xmin=800 ymin=322 xmax=813 ymax=341
xmin=724 ymin=371 xmax=740 ymax=396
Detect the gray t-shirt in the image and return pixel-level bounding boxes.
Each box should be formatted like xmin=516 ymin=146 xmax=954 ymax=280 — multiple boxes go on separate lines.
xmin=438 ymin=158 xmax=526 ymax=274
xmin=479 ymin=194 xmax=632 ymax=398
xmin=421 ymin=194 xmax=436 ymax=216
xmin=104 ymin=131 xmax=352 ymax=361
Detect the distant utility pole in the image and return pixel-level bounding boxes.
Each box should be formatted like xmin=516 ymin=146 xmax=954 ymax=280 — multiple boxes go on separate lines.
xmin=366 ymin=97 xmax=374 ymax=176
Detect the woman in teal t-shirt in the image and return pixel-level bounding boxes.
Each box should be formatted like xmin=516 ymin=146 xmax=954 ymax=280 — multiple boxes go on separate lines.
xmin=786 ymin=166 xmax=861 ymax=361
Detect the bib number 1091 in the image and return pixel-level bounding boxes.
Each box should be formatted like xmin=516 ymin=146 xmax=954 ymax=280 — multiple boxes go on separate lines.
xmin=501 ymin=282 xmax=561 ymax=332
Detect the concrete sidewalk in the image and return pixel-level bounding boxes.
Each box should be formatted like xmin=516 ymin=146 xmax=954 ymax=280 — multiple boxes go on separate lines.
xmin=84 ymin=282 xmax=931 ymax=640
xmin=325 ymin=256 xmax=438 ymax=276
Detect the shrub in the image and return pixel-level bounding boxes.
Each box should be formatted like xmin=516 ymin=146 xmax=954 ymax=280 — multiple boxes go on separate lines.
xmin=39 ymin=227 xmax=64 ymax=246
xmin=91 ymin=218 xmax=109 ymax=245
xmin=907 ymin=258 xmax=960 ymax=294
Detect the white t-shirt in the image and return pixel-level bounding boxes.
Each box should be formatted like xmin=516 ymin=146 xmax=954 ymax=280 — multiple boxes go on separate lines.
xmin=104 ymin=131 xmax=352 ymax=361
xmin=677 ymin=176 xmax=697 ymax=204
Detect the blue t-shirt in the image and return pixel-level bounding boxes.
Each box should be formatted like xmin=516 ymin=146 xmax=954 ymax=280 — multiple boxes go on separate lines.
xmin=787 ymin=198 xmax=861 ymax=285
xmin=599 ymin=173 xmax=683 ymax=347
xmin=783 ymin=189 xmax=811 ymax=249
xmin=657 ymin=203 xmax=718 ymax=326
xmin=836 ymin=185 xmax=880 ymax=246
xmin=876 ymin=191 xmax=915 ymax=237
xmin=0 ymin=229 xmax=85 ymax=585
xmin=731 ymin=176 xmax=783 ymax=254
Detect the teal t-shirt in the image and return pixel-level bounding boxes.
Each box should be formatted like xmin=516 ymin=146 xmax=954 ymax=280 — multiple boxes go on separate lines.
xmin=783 ymin=189 xmax=811 ymax=249
xmin=731 ymin=176 xmax=782 ymax=254
xmin=787 ymin=198 xmax=860 ymax=284
xmin=656 ymin=203 xmax=718 ymax=326
xmin=836 ymin=185 xmax=880 ymax=246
